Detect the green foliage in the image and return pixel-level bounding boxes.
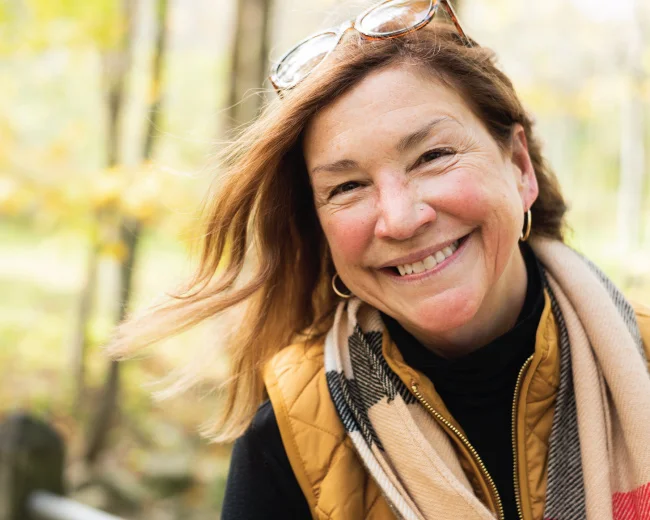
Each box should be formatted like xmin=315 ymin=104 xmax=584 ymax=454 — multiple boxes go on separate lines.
xmin=0 ymin=0 xmax=125 ymax=53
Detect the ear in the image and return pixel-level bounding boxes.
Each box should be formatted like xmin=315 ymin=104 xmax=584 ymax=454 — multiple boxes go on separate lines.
xmin=509 ymin=124 xmax=539 ymax=211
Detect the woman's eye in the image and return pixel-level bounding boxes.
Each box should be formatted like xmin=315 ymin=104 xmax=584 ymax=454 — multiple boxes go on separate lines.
xmin=418 ymin=148 xmax=454 ymax=166
xmin=330 ymin=181 xmax=360 ymax=198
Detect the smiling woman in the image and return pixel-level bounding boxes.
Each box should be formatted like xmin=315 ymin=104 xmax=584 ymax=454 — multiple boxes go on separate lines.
xmin=109 ymin=2 xmax=650 ymax=519
xmin=304 ymin=68 xmax=540 ymax=355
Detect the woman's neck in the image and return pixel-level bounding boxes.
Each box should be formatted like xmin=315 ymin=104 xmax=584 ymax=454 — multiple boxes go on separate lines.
xmin=406 ymin=246 xmax=529 ymax=359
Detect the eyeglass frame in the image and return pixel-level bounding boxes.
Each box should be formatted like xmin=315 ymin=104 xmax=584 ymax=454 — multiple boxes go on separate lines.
xmin=269 ymin=0 xmax=473 ymax=94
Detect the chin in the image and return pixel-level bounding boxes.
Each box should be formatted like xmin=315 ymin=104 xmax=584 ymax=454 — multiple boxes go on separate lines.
xmin=408 ymin=285 xmax=484 ymax=336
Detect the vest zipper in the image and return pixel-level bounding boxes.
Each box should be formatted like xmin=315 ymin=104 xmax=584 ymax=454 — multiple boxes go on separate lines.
xmin=410 ymin=381 xmax=505 ymax=520
xmin=512 ymin=355 xmax=534 ymax=520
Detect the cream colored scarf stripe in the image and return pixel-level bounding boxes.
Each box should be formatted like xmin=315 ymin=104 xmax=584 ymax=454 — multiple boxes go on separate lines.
xmin=535 ymin=238 xmax=650 ymax=520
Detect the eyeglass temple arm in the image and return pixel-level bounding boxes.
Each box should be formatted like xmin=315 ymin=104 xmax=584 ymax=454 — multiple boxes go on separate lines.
xmin=439 ymin=0 xmax=473 ymax=47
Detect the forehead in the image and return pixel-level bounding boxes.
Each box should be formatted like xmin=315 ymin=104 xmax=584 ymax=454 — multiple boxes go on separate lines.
xmin=303 ymin=64 xmax=477 ymax=163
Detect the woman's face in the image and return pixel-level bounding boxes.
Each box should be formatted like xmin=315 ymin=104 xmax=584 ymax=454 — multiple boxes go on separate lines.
xmin=303 ymin=64 xmax=538 ymax=350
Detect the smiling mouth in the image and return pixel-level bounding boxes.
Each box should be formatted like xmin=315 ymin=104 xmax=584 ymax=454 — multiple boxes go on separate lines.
xmin=387 ymin=233 xmax=471 ymax=277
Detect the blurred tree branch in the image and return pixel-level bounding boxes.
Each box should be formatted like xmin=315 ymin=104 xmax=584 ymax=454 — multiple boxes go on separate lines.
xmin=85 ymin=0 xmax=170 ymax=466
xmin=70 ymin=0 xmax=136 ymax=415
xmin=227 ymin=0 xmax=274 ymax=131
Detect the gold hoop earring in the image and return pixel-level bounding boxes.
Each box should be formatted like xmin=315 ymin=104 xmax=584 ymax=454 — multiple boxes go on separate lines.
xmin=332 ymin=273 xmax=352 ymax=299
xmin=520 ymin=209 xmax=532 ymax=242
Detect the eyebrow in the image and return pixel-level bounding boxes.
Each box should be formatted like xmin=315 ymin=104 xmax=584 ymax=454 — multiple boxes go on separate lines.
xmin=395 ymin=116 xmax=452 ymax=153
xmin=311 ymin=158 xmax=359 ymax=176
xmin=310 ymin=117 xmax=454 ymax=176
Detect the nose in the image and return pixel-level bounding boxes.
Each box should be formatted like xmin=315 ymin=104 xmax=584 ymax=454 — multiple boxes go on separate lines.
xmin=374 ymin=180 xmax=436 ymax=240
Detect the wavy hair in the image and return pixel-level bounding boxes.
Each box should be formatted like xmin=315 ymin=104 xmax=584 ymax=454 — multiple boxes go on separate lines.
xmin=109 ymin=23 xmax=567 ymax=442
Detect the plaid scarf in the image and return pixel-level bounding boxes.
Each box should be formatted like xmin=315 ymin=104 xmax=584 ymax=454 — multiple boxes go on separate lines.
xmin=324 ymin=237 xmax=650 ymax=520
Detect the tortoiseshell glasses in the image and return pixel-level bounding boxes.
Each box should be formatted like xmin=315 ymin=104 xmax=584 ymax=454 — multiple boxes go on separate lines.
xmin=269 ymin=0 xmax=472 ymax=93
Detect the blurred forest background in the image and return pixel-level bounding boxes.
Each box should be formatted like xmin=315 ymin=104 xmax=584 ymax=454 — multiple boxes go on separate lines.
xmin=1 ymin=0 xmax=649 ymax=518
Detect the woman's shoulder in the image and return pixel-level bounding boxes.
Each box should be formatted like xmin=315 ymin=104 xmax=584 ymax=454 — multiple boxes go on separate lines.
xmin=264 ymin=339 xmax=326 ymax=387
xmin=263 ymin=338 xmax=329 ymax=428
xmin=267 ymin=339 xmax=325 ymax=366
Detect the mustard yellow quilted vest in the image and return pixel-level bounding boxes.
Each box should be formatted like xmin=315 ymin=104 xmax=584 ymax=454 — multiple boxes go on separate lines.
xmin=263 ymin=300 xmax=650 ymax=520
xmin=264 ymin=341 xmax=394 ymax=519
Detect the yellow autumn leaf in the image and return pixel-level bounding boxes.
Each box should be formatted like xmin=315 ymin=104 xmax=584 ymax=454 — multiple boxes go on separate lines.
xmin=90 ymin=170 xmax=125 ymax=209
xmin=102 ymin=240 xmax=129 ymax=262
xmin=0 ymin=177 xmax=33 ymax=215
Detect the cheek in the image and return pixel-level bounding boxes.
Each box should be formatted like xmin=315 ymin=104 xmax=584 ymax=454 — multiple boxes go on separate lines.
xmin=423 ymin=166 xmax=521 ymax=269
xmin=433 ymin=165 xmax=521 ymax=222
xmin=449 ymin=176 xmax=486 ymax=219
xmin=319 ymin=208 xmax=374 ymax=267
xmin=453 ymin=167 xmax=522 ymax=273
xmin=420 ymin=169 xmax=492 ymax=222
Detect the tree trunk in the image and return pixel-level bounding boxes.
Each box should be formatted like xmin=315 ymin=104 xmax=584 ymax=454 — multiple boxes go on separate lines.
xmin=84 ymin=219 xmax=140 ymax=465
xmin=85 ymin=0 xmax=169 ymax=466
xmin=142 ymin=0 xmax=169 ymax=162
xmin=227 ymin=0 xmax=274 ymax=131
xmin=70 ymin=0 xmax=135 ymax=414
xmin=70 ymin=238 xmax=99 ymax=414
xmin=617 ymin=5 xmax=647 ymax=253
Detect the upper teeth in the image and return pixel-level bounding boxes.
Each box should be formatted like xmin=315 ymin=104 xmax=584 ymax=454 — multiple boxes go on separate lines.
xmin=396 ymin=240 xmax=460 ymax=276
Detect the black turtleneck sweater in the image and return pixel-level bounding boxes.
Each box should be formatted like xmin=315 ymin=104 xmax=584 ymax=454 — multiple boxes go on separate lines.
xmin=222 ymin=244 xmax=545 ymax=520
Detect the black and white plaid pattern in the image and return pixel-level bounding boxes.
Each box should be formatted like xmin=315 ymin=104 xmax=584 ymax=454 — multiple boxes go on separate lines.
xmin=326 ymin=324 xmax=416 ymax=449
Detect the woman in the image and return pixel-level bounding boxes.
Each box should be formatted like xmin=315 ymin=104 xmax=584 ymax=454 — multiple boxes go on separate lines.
xmin=112 ymin=1 xmax=650 ymax=519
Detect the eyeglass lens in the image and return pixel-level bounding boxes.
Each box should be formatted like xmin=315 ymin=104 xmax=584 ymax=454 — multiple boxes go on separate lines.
xmin=357 ymin=0 xmax=433 ymax=35
xmin=274 ymin=31 xmax=339 ymax=89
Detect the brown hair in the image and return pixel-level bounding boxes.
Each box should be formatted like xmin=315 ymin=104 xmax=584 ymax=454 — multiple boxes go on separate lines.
xmin=109 ymin=22 xmax=567 ymax=442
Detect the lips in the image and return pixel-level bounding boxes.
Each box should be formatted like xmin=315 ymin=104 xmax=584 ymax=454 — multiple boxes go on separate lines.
xmin=383 ymin=233 xmax=471 ymax=277
xmin=395 ymin=239 xmax=460 ymax=276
